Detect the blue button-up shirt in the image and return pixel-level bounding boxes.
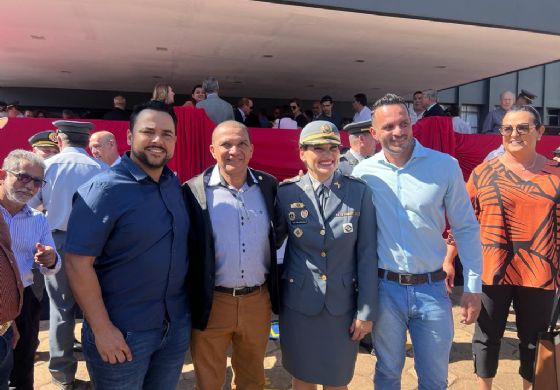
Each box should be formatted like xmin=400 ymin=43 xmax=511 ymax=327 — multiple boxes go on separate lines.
xmin=353 ymin=140 xmax=482 ymax=293
xmin=29 ymin=147 xmax=107 ymax=231
xmin=0 ymin=204 xmax=60 ymax=287
xmin=206 ymin=166 xmax=270 ymax=288
xmin=65 ymin=153 xmax=190 ymax=331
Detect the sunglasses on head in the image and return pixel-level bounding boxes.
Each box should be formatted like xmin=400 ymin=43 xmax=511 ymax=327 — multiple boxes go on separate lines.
xmin=7 ymin=170 xmax=46 ymax=188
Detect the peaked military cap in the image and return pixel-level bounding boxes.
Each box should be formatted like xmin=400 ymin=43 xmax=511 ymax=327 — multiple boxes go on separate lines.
xmin=343 ymin=120 xmax=372 ymax=136
xmin=299 ymin=121 xmax=340 ymax=146
xmin=53 ymin=120 xmax=94 ymax=135
xmin=518 ymin=89 xmax=537 ymax=104
xmin=28 ymin=130 xmax=58 ymax=148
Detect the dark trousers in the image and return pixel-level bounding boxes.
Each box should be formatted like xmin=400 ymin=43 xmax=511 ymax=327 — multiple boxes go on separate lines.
xmin=9 ymin=287 xmax=41 ymax=390
xmin=473 ymin=285 xmax=555 ymax=381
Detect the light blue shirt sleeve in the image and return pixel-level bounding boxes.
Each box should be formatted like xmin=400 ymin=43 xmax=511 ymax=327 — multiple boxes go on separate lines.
xmin=443 ymin=160 xmax=482 ymax=293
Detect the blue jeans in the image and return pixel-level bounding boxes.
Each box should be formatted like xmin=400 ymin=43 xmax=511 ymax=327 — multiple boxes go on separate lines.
xmin=82 ymin=319 xmax=190 ymax=390
xmin=0 ymin=327 xmax=13 ymax=390
xmin=373 ymin=278 xmax=453 ymax=390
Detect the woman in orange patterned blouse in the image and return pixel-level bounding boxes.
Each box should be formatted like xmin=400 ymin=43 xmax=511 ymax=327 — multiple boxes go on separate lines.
xmin=454 ymin=105 xmax=559 ymax=390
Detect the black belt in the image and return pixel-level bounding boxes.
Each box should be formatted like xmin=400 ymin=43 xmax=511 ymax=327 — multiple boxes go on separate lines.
xmin=378 ymin=269 xmax=446 ymax=285
xmin=214 ymin=284 xmax=263 ymax=296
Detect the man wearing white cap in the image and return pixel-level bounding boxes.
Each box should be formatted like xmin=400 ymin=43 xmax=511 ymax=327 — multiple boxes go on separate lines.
xmin=29 ymin=120 xmax=107 ymax=389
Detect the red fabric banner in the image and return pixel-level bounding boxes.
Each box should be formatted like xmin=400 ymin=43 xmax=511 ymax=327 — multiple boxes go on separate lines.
xmin=0 ymin=110 xmax=558 ymax=183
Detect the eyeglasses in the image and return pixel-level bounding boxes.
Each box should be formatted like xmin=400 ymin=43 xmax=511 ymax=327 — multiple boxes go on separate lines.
xmin=7 ymin=171 xmax=47 ymax=188
xmin=498 ymin=123 xmax=536 ymax=136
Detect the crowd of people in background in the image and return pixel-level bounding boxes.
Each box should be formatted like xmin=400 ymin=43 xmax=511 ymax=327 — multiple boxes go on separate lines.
xmin=2 ymin=78 xmax=548 ymax=138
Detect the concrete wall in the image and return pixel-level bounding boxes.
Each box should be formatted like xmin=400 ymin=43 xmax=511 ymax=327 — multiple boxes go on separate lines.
xmin=432 ymin=60 xmax=560 ymax=127
xmin=273 ymin=0 xmax=560 ymax=35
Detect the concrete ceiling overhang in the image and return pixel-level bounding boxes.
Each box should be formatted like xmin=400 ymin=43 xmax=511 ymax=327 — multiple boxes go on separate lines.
xmin=2 ymin=0 xmax=560 ymax=100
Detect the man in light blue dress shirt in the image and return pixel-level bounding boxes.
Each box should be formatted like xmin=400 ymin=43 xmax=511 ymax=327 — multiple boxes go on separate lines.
xmin=353 ymin=93 xmax=482 ymax=390
xmin=0 ymin=150 xmax=60 ymax=389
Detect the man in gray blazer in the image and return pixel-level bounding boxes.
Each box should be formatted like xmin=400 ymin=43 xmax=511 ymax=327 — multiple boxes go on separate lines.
xmin=196 ymin=77 xmax=235 ymax=125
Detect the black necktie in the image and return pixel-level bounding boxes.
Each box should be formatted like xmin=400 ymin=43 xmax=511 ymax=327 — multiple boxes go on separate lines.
xmin=318 ymin=184 xmax=329 ymax=217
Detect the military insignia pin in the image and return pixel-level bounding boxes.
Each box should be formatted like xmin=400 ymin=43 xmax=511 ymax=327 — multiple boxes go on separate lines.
xmin=294 ymin=228 xmax=303 ymax=238
xmin=343 ymin=223 xmax=353 ymax=233
xmin=288 ymin=211 xmax=296 ymax=221
xmin=300 ymin=210 xmax=309 ymax=218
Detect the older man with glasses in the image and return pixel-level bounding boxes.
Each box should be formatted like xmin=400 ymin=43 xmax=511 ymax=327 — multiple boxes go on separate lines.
xmin=0 ymin=149 xmax=61 ymax=390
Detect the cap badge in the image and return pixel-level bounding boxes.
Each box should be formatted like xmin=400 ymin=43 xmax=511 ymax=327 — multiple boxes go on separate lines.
xmin=320 ymin=124 xmax=333 ymax=134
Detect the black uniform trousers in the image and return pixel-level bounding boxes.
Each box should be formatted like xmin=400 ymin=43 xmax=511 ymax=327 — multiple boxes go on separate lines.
xmin=9 ymin=286 xmax=42 ymax=390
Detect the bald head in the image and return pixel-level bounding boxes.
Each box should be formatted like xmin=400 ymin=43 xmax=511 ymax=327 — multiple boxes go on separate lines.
xmin=211 ymin=120 xmax=251 ymax=145
xmin=89 ymin=131 xmax=119 ymax=166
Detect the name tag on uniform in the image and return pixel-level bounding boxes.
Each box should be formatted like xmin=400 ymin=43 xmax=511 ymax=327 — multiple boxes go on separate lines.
xmin=343 ymin=223 xmax=353 ymax=233
xmin=335 ymin=211 xmax=360 ymax=217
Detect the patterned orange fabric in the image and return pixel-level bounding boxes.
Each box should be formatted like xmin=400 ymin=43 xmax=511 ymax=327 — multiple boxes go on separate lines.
xmin=467 ymin=158 xmax=560 ymax=289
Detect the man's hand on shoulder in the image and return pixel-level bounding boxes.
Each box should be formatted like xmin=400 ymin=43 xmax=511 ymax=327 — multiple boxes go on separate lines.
xmin=459 ymin=292 xmax=481 ymax=325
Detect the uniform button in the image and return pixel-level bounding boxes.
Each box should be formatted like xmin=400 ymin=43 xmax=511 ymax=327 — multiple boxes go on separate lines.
xmin=321 ymin=274 xmax=327 ymax=281
xmin=320 ymin=251 xmax=326 ymax=257
xmin=289 ymin=278 xmax=294 ymax=283
xmin=319 ymin=229 xmax=325 ymax=236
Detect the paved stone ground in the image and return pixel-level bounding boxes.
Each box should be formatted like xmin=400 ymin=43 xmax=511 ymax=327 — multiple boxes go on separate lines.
xmin=34 ymin=288 xmax=523 ymax=389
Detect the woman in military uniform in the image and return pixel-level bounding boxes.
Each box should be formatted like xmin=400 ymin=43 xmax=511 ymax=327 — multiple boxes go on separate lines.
xmin=276 ymin=121 xmax=378 ymax=389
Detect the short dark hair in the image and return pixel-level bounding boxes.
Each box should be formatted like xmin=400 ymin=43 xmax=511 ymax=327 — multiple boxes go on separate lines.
xmin=371 ymin=93 xmax=409 ymax=126
xmin=237 ymin=97 xmax=251 ymax=108
xmin=129 ymin=100 xmax=177 ymax=131
xmin=413 ymin=90 xmax=423 ymax=97
xmin=289 ymin=98 xmax=301 ymax=107
xmin=320 ymin=95 xmax=333 ymax=104
xmin=445 ymin=104 xmax=461 ymax=117
xmin=191 ymin=84 xmax=203 ymax=94
xmin=353 ymin=93 xmax=367 ymax=107
xmin=507 ymin=104 xmax=542 ymax=128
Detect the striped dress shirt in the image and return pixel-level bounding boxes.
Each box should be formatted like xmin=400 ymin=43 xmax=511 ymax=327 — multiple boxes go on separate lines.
xmin=0 ymin=204 xmax=60 ymax=287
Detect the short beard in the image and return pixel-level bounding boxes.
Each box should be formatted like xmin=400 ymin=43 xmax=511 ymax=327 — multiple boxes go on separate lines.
xmin=131 ymin=149 xmax=169 ymax=169
xmin=5 ymin=188 xmax=30 ymax=205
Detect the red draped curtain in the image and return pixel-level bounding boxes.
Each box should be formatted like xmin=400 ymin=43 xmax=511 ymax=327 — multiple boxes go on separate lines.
xmin=1 ymin=110 xmax=558 ymax=183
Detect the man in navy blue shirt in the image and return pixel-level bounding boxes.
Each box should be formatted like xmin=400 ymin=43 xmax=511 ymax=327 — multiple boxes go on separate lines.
xmin=64 ymin=101 xmax=191 ymax=390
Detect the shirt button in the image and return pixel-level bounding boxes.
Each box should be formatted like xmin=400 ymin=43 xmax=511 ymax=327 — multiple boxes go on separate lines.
xmin=320 ymin=251 xmax=326 ymax=257
xmin=319 ymin=229 xmax=325 ymax=236
xmin=321 ymin=274 xmax=327 ymax=281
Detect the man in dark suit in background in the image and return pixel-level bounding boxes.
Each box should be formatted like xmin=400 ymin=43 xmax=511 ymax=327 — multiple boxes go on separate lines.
xmin=234 ymin=97 xmax=260 ymax=127
xmin=183 ymin=120 xmax=279 ymax=390
xmin=421 ymin=89 xmax=446 ymax=118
